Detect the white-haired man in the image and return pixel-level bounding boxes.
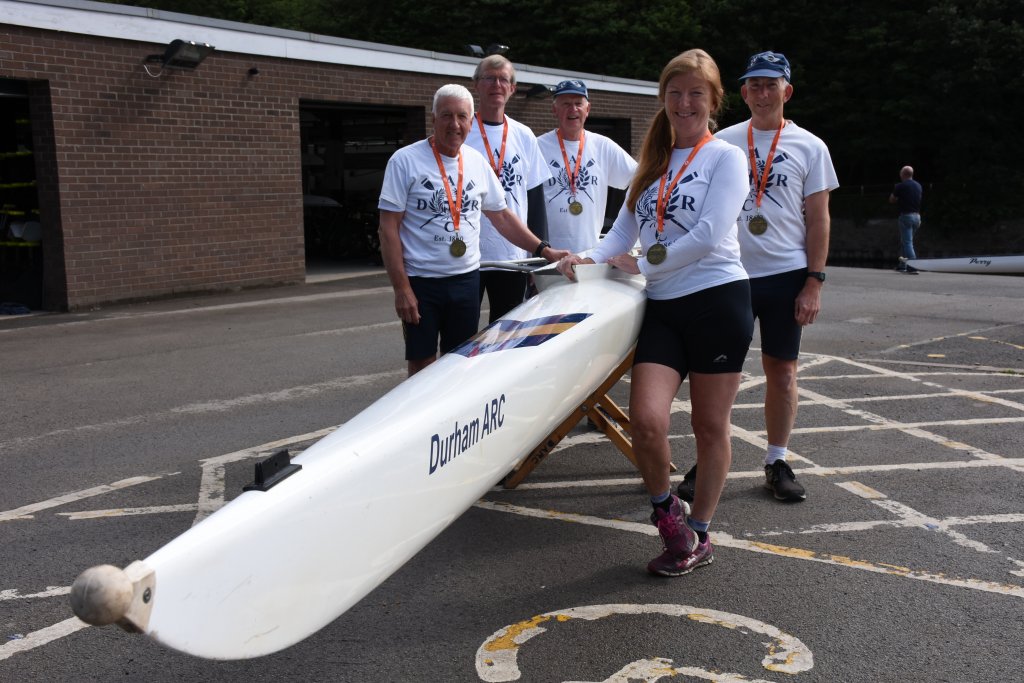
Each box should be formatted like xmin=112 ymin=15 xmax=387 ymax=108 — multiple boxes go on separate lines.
xmin=378 ymin=84 xmax=568 ymax=376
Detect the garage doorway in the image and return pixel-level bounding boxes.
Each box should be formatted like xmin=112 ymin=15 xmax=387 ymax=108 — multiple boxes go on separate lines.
xmin=0 ymin=79 xmax=42 ymax=310
xmin=299 ymin=102 xmax=424 ymax=273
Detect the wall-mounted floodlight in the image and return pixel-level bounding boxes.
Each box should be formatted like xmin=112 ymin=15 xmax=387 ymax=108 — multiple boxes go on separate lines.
xmin=525 ymin=84 xmax=553 ymax=99
xmin=464 ymin=43 xmax=510 ymax=58
xmin=144 ymin=40 xmax=215 ymax=76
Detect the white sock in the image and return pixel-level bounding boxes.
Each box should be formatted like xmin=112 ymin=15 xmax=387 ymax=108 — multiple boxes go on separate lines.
xmin=764 ymin=445 xmax=787 ymax=466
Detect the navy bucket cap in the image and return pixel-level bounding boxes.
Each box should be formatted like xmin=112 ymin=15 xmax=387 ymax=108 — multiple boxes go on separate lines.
xmin=740 ymin=51 xmax=791 ymax=82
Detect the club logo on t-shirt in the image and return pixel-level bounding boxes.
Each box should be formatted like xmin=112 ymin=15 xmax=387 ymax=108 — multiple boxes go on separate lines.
xmin=637 ymin=170 xmax=700 ymax=237
xmin=492 ymin=152 xmax=524 ymax=206
xmin=546 ymin=156 xmax=598 ymax=206
xmin=745 ymin=150 xmax=791 ymax=211
xmin=415 ymin=176 xmax=480 ymax=231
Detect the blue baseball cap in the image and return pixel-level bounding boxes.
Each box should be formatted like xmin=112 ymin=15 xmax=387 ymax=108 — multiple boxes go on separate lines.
xmin=552 ymin=79 xmax=588 ymax=98
xmin=740 ymin=51 xmax=791 ymax=82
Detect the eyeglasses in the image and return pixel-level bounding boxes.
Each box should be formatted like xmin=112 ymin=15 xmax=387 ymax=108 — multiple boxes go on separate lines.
xmin=480 ymin=75 xmax=513 ymax=87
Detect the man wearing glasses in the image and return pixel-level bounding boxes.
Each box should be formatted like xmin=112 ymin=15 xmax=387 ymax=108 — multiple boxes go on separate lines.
xmin=466 ymin=55 xmax=552 ymax=322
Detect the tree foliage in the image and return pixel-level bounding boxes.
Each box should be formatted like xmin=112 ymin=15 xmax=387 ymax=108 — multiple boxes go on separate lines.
xmin=101 ymin=0 xmax=1024 ymax=227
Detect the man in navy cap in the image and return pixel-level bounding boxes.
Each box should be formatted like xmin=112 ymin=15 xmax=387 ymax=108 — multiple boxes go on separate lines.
xmin=536 ymin=79 xmax=637 ymax=254
xmin=678 ymin=51 xmax=839 ymax=503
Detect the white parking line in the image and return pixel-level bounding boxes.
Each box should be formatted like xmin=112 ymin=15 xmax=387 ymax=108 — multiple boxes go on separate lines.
xmin=0 ymin=618 xmax=89 ymax=662
xmin=0 ymin=586 xmax=71 ymax=602
xmin=58 ymin=504 xmax=199 ymax=520
xmin=837 ymin=480 xmax=1024 ymax=576
xmin=0 ymin=370 xmax=401 ymax=454
xmin=0 ymin=286 xmax=394 ymax=335
xmin=0 ymin=474 xmax=178 ymax=523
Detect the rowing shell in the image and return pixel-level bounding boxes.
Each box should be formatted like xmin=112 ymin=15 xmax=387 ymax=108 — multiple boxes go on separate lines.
xmin=904 ymin=255 xmax=1024 ymax=274
xmin=70 ymin=264 xmax=646 ymax=660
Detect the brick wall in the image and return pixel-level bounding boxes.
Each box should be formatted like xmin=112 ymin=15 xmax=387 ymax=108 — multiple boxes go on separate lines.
xmin=2 ymin=24 xmax=659 ymax=310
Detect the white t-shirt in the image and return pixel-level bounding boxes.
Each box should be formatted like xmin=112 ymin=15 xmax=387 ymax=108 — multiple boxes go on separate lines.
xmin=537 ymin=129 xmax=637 ymax=254
xmin=378 ymin=139 xmax=506 ymax=278
xmin=716 ymin=120 xmax=839 ymax=278
xmin=464 ymin=115 xmax=551 ymax=264
xmin=591 ymin=138 xmax=749 ymax=300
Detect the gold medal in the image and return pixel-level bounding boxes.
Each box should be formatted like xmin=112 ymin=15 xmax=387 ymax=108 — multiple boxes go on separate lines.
xmin=748 ymin=214 xmax=768 ymax=235
xmin=449 ymin=237 xmax=466 ymax=257
xmin=647 ymin=243 xmax=667 ymax=265
xmin=569 ymin=201 xmax=583 ymax=215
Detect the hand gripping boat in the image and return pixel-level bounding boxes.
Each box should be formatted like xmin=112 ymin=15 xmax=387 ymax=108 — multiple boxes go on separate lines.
xmin=69 ymin=264 xmax=646 ymax=660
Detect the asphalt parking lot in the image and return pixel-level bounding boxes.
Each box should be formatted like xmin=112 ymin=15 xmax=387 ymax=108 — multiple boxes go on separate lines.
xmin=1 ymin=265 xmax=1022 ymax=681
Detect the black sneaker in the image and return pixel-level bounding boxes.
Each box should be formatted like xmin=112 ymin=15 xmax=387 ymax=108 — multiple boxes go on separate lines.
xmin=905 ymin=266 xmax=920 ymax=274
xmin=764 ymin=460 xmax=806 ymax=501
xmin=676 ymin=464 xmax=697 ymax=503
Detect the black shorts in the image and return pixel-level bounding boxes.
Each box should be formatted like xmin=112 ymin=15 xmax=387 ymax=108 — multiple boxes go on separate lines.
xmin=480 ymin=270 xmax=528 ymax=323
xmin=750 ymin=268 xmax=806 ymax=360
xmin=634 ymin=279 xmax=753 ymax=376
xmin=404 ymin=271 xmax=481 ymax=361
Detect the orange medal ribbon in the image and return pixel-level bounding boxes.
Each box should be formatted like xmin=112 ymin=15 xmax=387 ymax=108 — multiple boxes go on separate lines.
xmin=429 ymin=136 xmax=463 ymax=235
xmin=746 ymin=120 xmax=785 ymax=211
xmin=476 ymin=114 xmax=508 ymax=177
xmin=556 ymin=129 xmax=586 ymax=197
xmin=656 ymin=132 xmax=713 ymax=236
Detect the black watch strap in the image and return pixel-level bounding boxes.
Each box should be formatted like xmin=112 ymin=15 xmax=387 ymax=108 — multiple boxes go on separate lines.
xmin=807 ymin=271 xmax=826 ymax=282
xmin=533 ymin=240 xmax=551 ymax=258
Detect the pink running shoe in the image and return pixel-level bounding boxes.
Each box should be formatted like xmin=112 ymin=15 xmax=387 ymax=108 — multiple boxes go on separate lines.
xmin=647 ymin=534 xmax=714 ymax=577
xmin=647 ymin=495 xmax=713 ymax=576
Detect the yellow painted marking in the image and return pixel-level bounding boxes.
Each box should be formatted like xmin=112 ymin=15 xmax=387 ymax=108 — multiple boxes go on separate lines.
xmin=475 ymin=603 xmax=813 ymax=680
xmin=927 ymin=353 xmax=945 ymax=358
xmin=838 ymin=481 xmax=886 ymax=499
xmin=475 ymin=501 xmax=1024 ymax=599
xmin=482 ymin=613 xmax=570 ymax=653
xmin=969 ymin=335 xmax=1024 ymax=351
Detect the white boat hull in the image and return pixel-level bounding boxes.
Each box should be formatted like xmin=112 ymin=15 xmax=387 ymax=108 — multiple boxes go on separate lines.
xmin=71 ymin=265 xmax=646 ymax=660
xmin=905 ymin=255 xmax=1024 ymax=274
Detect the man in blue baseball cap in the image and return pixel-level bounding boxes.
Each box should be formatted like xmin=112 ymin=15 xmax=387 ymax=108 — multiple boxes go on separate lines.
xmin=536 ymin=79 xmax=637 ymax=254
xmin=678 ymin=51 xmax=838 ymax=504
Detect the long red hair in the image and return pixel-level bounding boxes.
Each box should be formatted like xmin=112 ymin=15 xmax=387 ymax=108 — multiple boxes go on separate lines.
xmin=627 ymin=49 xmax=725 ymax=211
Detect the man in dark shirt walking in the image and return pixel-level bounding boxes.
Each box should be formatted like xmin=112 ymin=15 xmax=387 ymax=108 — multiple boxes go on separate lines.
xmin=889 ymin=165 xmax=923 ymax=273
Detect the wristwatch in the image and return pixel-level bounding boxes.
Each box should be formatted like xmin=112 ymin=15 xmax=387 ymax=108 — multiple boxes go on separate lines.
xmin=533 ymin=240 xmax=551 ymax=258
xmin=807 ymin=271 xmax=827 ymax=283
